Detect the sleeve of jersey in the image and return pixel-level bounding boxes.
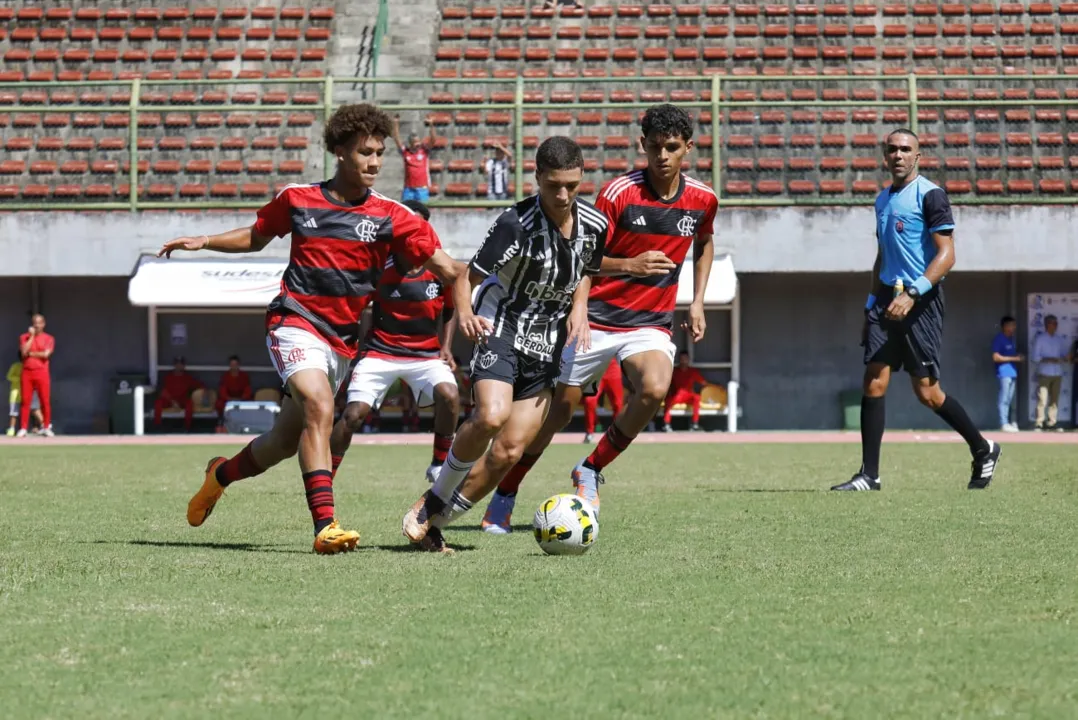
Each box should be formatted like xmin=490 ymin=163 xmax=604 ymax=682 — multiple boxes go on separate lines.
xmin=392 ymin=213 xmax=438 ymax=268
xmin=592 ymin=186 xmax=619 ymax=228
xmin=470 ymin=210 xmax=521 ymax=278
xmin=586 ymin=215 xmax=609 ymax=276
xmin=699 ymin=193 xmax=719 ymax=236
xmin=252 ymin=188 xmax=293 ymax=238
xmin=922 ymin=188 xmax=955 ymax=234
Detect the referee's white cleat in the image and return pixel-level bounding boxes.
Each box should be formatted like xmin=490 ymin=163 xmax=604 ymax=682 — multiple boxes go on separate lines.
xmin=831 ymin=472 xmax=881 ymax=491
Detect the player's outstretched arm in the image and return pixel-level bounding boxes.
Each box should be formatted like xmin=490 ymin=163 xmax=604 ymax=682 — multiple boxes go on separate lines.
xmin=158 ymin=225 xmax=272 ymax=258
xmin=422 ymin=249 xmax=464 ymax=287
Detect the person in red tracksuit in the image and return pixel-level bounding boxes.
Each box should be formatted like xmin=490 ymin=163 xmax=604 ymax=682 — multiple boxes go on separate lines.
xmin=581 ymin=360 xmax=624 ymax=443
xmin=154 ymin=356 xmax=204 ymax=431
xmin=216 ymin=355 xmax=253 ymax=427
xmin=663 ymin=351 xmax=706 ymax=432
xmin=18 ymin=313 xmax=55 ymax=437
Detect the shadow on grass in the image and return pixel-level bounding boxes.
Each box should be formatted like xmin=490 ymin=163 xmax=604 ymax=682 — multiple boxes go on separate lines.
xmin=700 ymin=488 xmax=820 ymax=493
xmin=453 ymin=523 xmax=533 ymax=533
xmin=84 ymin=540 xmax=309 ymax=555
xmin=369 ymin=543 xmax=477 ymax=553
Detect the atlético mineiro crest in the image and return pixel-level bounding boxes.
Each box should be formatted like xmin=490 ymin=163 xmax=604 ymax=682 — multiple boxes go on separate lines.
xmin=425 ymin=282 xmax=440 ymax=300
xmin=355 ymin=218 xmax=377 ymax=243
xmin=677 ymin=215 xmax=696 ymax=237
xmin=895 ymin=219 xmax=904 ymax=233
xmin=477 ymin=350 xmax=498 ymax=370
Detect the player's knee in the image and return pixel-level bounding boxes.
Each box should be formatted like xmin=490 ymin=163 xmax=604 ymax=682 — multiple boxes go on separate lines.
xmin=472 ymin=402 xmax=510 ymax=436
xmin=862 ymin=368 xmax=889 ymax=397
xmin=342 ymin=402 xmax=368 ymax=432
xmin=433 ymin=382 xmax=460 ymax=413
xmin=637 ymin=373 xmax=669 ymax=406
xmin=301 ymin=394 xmax=335 ymax=430
xmin=488 ymin=437 xmax=525 ymax=471
xmin=547 ymin=395 xmax=576 ymax=428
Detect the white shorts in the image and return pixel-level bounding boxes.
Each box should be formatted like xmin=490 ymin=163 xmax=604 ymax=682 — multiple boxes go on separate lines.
xmin=559 ymin=327 xmax=677 ymax=392
xmin=346 ymin=355 xmax=457 ymax=409
xmin=266 ymin=326 xmax=352 ymax=394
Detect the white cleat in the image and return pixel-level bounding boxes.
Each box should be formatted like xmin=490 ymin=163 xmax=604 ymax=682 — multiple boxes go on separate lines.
xmin=15 ymin=429 xmax=27 ymax=438
xmin=41 ymin=426 xmax=54 ymax=437
xmin=425 ymin=463 xmax=442 ymax=485
xmin=481 ymin=491 xmax=515 ymax=534
xmin=570 ymin=459 xmax=603 ymax=517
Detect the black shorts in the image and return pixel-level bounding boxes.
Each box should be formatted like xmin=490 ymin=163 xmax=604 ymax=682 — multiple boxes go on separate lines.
xmin=469 ymin=335 xmax=560 ymax=401
xmin=864 ymin=285 xmax=945 ymax=379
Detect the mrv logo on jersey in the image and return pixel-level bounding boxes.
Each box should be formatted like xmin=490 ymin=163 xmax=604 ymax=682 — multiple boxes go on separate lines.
xmin=524 ymin=281 xmax=574 ymax=303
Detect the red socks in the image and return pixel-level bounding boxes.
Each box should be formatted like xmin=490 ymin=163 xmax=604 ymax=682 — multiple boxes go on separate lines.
xmin=302 ymin=470 xmax=335 ymax=534
xmin=496 ymin=452 xmax=542 ymax=496
xmin=215 ymin=442 xmax=265 ymax=487
xmin=585 ymin=423 xmax=634 ymax=472
xmin=330 ymin=453 xmax=345 ymax=480
xmin=432 ymin=433 xmax=454 ymax=466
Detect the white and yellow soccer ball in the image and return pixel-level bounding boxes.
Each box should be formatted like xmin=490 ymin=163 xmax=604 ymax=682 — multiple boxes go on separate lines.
xmin=532 ymin=493 xmax=598 ymax=556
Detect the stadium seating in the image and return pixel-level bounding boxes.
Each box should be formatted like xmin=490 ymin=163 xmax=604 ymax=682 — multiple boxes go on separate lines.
xmin=0 ymin=3 xmax=333 ymax=202
xmin=427 ymin=1 xmax=1078 ymax=199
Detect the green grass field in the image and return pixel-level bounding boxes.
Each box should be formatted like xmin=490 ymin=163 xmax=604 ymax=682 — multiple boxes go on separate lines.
xmin=2 ymin=442 xmax=1078 ymax=719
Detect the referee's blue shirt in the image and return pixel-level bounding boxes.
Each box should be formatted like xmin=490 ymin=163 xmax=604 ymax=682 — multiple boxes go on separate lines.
xmin=874 ymin=175 xmax=955 ymax=286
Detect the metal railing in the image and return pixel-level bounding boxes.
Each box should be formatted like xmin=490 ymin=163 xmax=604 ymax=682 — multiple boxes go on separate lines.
xmin=0 ymin=72 xmax=1076 ymax=211
xmin=369 ymin=0 xmax=390 ymax=98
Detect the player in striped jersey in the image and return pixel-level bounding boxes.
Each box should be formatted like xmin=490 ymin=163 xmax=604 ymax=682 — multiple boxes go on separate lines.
xmin=482 ymin=104 xmax=718 ymax=532
xmin=158 ymin=104 xmax=461 ymax=553
xmin=327 ymin=201 xmax=462 ymax=487
xmin=401 ymin=137 xmax=608 ymax=552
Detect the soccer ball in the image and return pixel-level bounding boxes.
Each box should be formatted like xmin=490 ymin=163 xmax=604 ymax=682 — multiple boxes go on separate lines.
xmin=532 ymin=493 xmax=599 ymax=556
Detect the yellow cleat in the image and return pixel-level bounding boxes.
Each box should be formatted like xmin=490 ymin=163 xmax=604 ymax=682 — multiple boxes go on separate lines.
xmin=187 ymin=456 xmax=227 ymax=527
xmin=313 ymin=520 xmax=360 ymax=554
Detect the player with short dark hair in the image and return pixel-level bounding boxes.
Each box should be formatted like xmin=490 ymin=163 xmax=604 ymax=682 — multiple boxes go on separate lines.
xmin=400 ymin=135 xmax=608 ymax=552
xmin=159 ymin=103 xmax=460 ymax=553
xmin=480 ymin=103 xmax=718 ymax=532
xmin=832 ymin=128 xmax=1001 ymax=492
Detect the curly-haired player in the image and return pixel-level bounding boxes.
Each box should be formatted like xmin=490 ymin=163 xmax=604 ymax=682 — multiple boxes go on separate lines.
xmin=158 ymin=104 xmax=461 ymax=553
xmin=480 ymin=104 xmax=719 ymax=533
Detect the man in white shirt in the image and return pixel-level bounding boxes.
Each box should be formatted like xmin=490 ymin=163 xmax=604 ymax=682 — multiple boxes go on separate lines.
xmin=1032 ymin=314 xmax=1071 ymax=431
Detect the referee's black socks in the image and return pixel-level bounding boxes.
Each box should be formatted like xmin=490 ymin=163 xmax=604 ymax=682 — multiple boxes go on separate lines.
xmin=860 ymin=395 xmax=886 ymax=479
xmin=935 ymin=395 xmax=990 ymax=456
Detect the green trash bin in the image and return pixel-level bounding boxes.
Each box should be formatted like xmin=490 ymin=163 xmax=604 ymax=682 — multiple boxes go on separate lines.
xmin=840 ymin=390 xmax=862 ymax=430
xmin=109 ymin=372 xmax=150 ymax=434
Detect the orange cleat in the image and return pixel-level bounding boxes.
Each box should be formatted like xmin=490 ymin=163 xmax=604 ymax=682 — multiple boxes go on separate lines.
xmin=313 ymin=520 xmax=361 ymax=554
xmin=187 ymin=457 xmax=227 ymax=527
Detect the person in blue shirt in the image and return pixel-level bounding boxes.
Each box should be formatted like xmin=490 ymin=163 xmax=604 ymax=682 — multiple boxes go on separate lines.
xmin=833 ymin=128 xmax=1002 ymax=492
xmin=991 ymin=316 xmax=1023 ymax=432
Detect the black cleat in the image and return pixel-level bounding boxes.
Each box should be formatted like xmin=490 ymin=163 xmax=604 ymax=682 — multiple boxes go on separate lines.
xmin=831 ymin=472 xmax=881 ymax=491
xmin=968 ymin=440 xmax=1001 ymax=489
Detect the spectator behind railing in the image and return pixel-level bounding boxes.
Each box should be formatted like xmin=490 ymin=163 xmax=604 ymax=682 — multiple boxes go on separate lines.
xmin=7 ymin=351 xmax=43 ymax=437
xmin=991 ymin=315 xmax=1023 ymax=432
xmin=392 ymin=114 xmax=438 ymax=204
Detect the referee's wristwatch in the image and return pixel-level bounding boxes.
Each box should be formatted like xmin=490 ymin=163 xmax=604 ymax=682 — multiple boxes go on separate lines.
xmin=906 ymin=285 xmax=921 ymax=301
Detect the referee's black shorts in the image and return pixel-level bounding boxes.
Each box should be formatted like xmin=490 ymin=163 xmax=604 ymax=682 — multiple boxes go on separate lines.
xmin=863 ymin=284 xmax=945 ymax=379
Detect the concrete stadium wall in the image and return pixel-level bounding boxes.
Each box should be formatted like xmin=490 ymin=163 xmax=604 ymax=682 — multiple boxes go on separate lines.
xmin=4 ymin=205 xmax=1078 ymax=276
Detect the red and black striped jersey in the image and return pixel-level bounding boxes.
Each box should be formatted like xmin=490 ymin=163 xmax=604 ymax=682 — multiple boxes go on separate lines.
xmin=589 ymin=171 xmax=718 ymax=334
xmin=362 ymin=257 xmax=454 ymax=361
xmin=254 ymin=182 xmax=438 ymax=358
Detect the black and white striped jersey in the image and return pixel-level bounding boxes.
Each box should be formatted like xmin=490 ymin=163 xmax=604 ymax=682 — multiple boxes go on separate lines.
xmin=470 ymin=195 xmax=609 ymax=363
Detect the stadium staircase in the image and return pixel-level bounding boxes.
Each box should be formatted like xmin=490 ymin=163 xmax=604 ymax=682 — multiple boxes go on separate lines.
xmin=0 ymin=1 xmax=386 ymax=203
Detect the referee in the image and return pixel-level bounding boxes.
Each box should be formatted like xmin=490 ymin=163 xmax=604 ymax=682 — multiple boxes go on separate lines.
xmin=832 ymin=128 xmax=1002 ymax=491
